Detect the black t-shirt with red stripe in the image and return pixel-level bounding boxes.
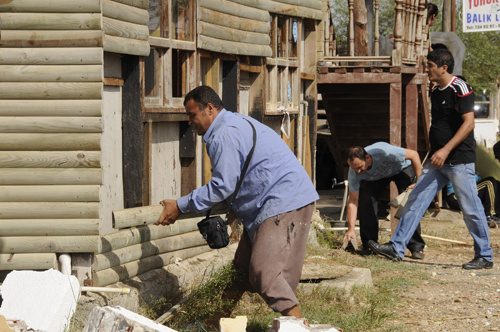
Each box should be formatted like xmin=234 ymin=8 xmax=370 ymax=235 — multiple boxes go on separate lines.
xmin=429 ymin=76 xmax=476 ymax=164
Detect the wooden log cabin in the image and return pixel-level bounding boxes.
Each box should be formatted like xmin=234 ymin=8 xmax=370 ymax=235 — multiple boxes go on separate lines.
xmin=0 ymin=0 xmax=326 ymax=286
xmin=317 ymin=0 xmax=432 ymax=183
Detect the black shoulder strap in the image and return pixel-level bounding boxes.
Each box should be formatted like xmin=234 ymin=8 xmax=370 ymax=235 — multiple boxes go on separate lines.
xmin=205 ymin=118 xmax=257 ymax=218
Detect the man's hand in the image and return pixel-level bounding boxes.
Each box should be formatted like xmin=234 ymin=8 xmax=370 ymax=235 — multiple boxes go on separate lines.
xmin=156 ymin=199 xmax=182 ymax=226
xmin=430 ymin=147 xmax=450 ymax=169
xmin=343 ymin=229 xmax=357 ymax=243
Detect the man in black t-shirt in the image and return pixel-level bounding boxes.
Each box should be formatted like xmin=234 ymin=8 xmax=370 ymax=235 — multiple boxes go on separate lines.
xmin=369 ymin=49 xmax=494 ymax=269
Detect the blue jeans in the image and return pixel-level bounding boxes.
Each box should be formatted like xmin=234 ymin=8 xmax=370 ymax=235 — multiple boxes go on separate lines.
xmin=390 ymin=163 xmax=493 ymax=261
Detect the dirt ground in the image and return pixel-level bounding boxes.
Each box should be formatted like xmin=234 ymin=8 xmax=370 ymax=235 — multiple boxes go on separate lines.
xmin=378 ymin=214 xmax=500 ymax=331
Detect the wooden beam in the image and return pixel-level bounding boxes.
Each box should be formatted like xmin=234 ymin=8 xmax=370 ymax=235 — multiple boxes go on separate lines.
xmin=0 ymin=235 xmax=100 ymax=253
xmin=103 ymin=17 xmax=149 ymax=41
xmin=0 ymin=0 xmax=101 ymax=13
xmin=199 ymin=7 xmax=270 ymax=34
xmin=317 ymin=72 xmax=401 ymax=84
xmin=0 ymin=99 xmax=101 ymax=117
xmin=201 ymin=0 xmax=269 ymax=22
xmin=0 ymin=30 xmax=103 ymax=48
xmin=0 ymin=185 xmax=100 ymax=202
xmin=0 ymin=13 xmax=101 ymax=30
xmin=390 ymin=83 xmax=402 ymax=146
xmin=102 ymin=0 xmax=149 ymax=25
xmin=0 ymin=133 xmax=100 ymax=150
xmin=198 ymin=21 xmax=270 ymax=46
xmin=0 ymin=202 xmax=99 ymax=219
xmin=199 ymin=35 xmax=272 ymax=58
xmin=112 ymin=203 xmax=228 ymax=229
xmin=104 ymin=77 xmax=124 ymax=86
xmin=0 ymin=168 xmax=101 ymax=185
xmin=93 ymin=246 xmax=211 ymax=286
xmin=0 ymin=253 xmax=58 ymax=270
xmin=0 ymin=65 xmax=102 ymax=82
xmin=0 ymin=151 xmax=100 ymax=168
xmin=94 ymin=231 xmax=207 ymax=271
xmin=0 ymin=48 xmax=103 ymax=65
xmin=111 ymin=0 xmax=149 ymax=10
xmin=0 ymin=219 xmax=99 ymax=236
xmin=405 ymin=83 xmax=418 ymax=149
xmin=0 ymin=117 xmax=101 ymax=133
xmin=0 ymin=82 xmax=102 ymax=100
xmin=103 ymin=34 xmax=150 ymax=56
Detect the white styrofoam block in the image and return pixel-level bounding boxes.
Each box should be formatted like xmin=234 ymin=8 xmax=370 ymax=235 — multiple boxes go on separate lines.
xmin=0 ymin=269 xmax=80 ymax=332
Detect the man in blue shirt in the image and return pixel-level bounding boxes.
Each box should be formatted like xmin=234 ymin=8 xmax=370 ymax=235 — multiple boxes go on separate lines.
xmin=369 ymin=49 xmax=494 ymax=269
xmin=344 ymin=142 xmax=425 ymax=259
xmin=156 ymin=86 xmax=319 ymax=323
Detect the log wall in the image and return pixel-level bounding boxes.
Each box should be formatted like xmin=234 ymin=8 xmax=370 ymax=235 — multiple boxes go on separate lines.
xmin=0 ymin=0 xmax=104 ymax=254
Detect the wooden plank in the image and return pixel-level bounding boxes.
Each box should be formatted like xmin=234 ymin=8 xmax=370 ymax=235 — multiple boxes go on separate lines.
xmin=317 ymin=72 xmax=401 ymax=84
xmin=94 ymin=231 xmax=206 ymax=271
xmin=240 ymin=63 xmax=262 ymax=73
xmin=0 ymin=100 xmax=102 ymax=117
xmin=0 ymin=65 xmax=102 ymax=82
xmin=93 ymin=246 xmax=211 ymax=286
xmin=198 ymin=35 xmax=272 ymax=57
xmin=198 ymin=21 xmax=270 ymax=45
xmin=0 ymin=185 xmax=100 ymax=202
xmin=0 ymin=151 xmax=100 ymax=168
xmin=102 ymin=0 xmax=149 ymax=25
xmin=104 ymin=77 xmax=124 ymax=86
xmin=0 ymin=117 xmax=102 ymax=133
xmin=0 ymin=13 xmax=101 ymax=30
xmin=405 ymin=83 xmax=418 ymax=149
xmin=0 ymin=168 xmax=101 ymax=185
xmin=112 ymin=203 xmax=228 ymax=229
xmin=199 ymin=7 xmax=270 ymax=34
xmin=99 ymin=218 xmax=199 ymax=253
xmin=390 ymin=83 xmax=402 ymax=146
xmin=103 ymin=34 xmax=150 ymax=56
xmin=230 ymin=0 xmax=323 ymax=20
xmin=0 ymin=82 xmax=102 ymax=99
xmin=0 ymin=253 xmax=58 ymax=270
xmin=111 ymin=0 xmax=149 ymax=9
xmin=0 ymin=235 xmax=100 ymax=253
xmin=0 ymin=219 xmax=99 ymax=236
xmin=0 ymin=0 xmax=101 ymax=13
xmin=0 ymin=48 xmax=103 ymax=65
xmin=0 ymin=202 xmax=99 ymax=219
xmin=0 ymin=133 xmax=100 ymax=150
xmin=102 ymin=17 xmax=149 ymax=41
xmin=148 ymin=37 xmax=196 ymax=51
xmin=200 ymin=0 xmax=270 ymax=22
xmin=0 ymin=30 xmax=103 ymax=48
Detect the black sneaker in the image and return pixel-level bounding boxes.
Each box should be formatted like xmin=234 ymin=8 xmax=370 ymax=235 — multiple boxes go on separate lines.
xmin=486 ymin=215 xmax=498 ymax=228
xmin=462 ymin=257 xmax=493 ymax=270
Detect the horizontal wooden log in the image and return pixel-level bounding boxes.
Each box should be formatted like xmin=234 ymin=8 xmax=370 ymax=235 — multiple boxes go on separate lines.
xmin=148 ymin=37 xmax=196 ymax=51
xmin=0 ymin=65 xmax=102 ymax=82
xmin=0 ymin=202 xmax=99 ymax=219
xmin=317 ymin=72 xmax=402 ymax=84
xmin=0 ymin=48 xmax=103 ymax=65
xmin=0 ymin=82 xmax=102 ymax=99
xmin=100 ymin=218 xmax=200 ymax=253
xmin=103 ymin=17 xmax=149 ymax=41
xmin=102 ymin=0 xmax=149 ymax=25
xmin=0 ymin=151 xmax=100 ymax=168
xmin=0 ymin=133 xmax=101 ymax=151
xmin=95 ymin=231 xmax=207 ymax=271
xmin=0 ymin=117 xmax=102 ymax=134
xmin=111 ymin=0 xmax=149 ymax=10
xmin=0 ymin=100 xmax=101 ymax=117
xmin=199 ymin=7 xmax=270 ymax=34
xmin=0 ymin=235 xmax=100 ymax=253
xmin=0 ymin=253 xmax=58 ymax=270
xmin=0 ymin=185 xmax=100 ymax=202
xmin=0 ymin=168 xmax=101 ymax=185
xmin=0 ymin=30 xmax=103 ymax=48
xmin=0 ymin=219 xmax=99 ymax=236
xmin=112 ymin=203 xmax=228 ymax=229
xmin=0 ymin=13 xmax=101 ymax=30
xmin=198 ymin=21 xmax=270 ymax=45
xmin=0 ymin=0 xmax=101 ymax=13
xmin=103 ymin=34 xmax=150 ymax=56
xmin=198 ymin=35 xmax=272 ymax=57
xmin=274 ymin=0 xmax=325 ymax=11
xmin=93 ymin=246 xmax=212 ymax=286
xmin=200 ymin=0 xmax=269 ymax=22
xmin=230 ymin=0 xmax=323 ymax=20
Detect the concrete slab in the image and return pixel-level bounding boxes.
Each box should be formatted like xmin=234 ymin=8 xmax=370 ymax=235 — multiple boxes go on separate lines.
xmin=83 ymin=306 xmax=177 ymax=332
xmin=0 ymin=269 xmax=80 ymax=332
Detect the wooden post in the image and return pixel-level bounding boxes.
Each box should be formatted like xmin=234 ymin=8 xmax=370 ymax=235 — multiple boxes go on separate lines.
xmin=353 ymin=0 xmax=369 ymax=56
xmin=348 ymin=0 xmax=355 ymax=56
xmin=394 ymin=0 xmax=404 ymax=51
xmin=374 ymin=0 xmax=380 ymax=56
